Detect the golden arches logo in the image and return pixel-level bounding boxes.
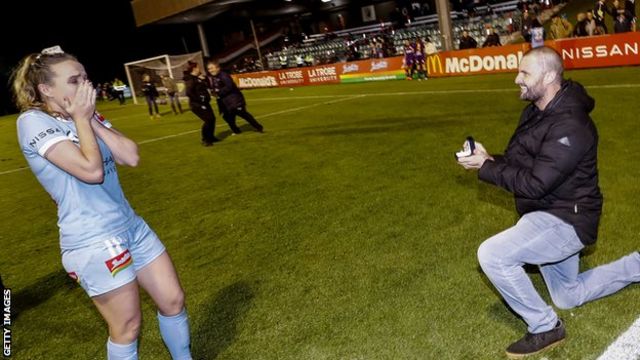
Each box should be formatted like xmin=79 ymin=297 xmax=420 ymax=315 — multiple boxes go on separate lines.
xmin=427 ymin=54 xmax=443 ymax=74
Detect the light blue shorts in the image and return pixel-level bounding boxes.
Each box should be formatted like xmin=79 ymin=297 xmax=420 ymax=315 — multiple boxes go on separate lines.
xmin=61 ymin=218 xmax=166 ymax=297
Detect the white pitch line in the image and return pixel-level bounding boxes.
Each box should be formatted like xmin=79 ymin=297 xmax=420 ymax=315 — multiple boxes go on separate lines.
xmin=597 ymin=317 xmax=640 ymax=360
xmin=0 ymin=95 xmax=364 ymax=176
xmin=0 ymin=167 xmax=30 ymax=176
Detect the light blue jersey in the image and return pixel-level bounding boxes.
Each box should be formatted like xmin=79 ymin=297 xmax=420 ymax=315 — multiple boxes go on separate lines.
xmin=17 ymin=110 xmax=137 ymax=250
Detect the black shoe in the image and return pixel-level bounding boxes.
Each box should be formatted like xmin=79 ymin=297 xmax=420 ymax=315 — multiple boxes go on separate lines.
xmin=211 ymin=137 xmax=221 ymax=143
xmin=201 ymin=141 xmax=213 ymax=147
xmin=505 ymin=320 xmax=565 ymax=359
xmin=255 ymin=126 xmax=264 ymax=133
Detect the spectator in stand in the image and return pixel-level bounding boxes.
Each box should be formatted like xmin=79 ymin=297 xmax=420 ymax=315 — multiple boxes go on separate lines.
xmin=614 ymin=8 xmax=634 ymax=31
xmin=549 ymin=14 xmax=574 ymax=39
xmin=459 ymin=30 xmax=478 ymax=49
xmin=521 ymin=11 xmax=542 ymax=42
xmin=243 ymin=57 xmax=255 ymax=72
xmin=594 ymin=0 xmax=616 ymax=33
xmin=279 ymin=53 xmax=288 ymax=69
xmin=482 ymin=27 xmax=502 ymax=47
xmin=585 ymin=11 xmax=598 ymax=35
xmin=161 ymin=75 xmax=183 ymax=115
xmin=295 ymin=54 xmax=304 ymax=67
xmin=304 ymin=53 xmax=314 ymax=66
xmin=206 ymin=60 xmax=263 ymax=135
xmin=573 ymin=12 xmax=589 ymax=36
xmin=622 ymin=0 xmax=636 ymax=31
xmin=614 ymin=0 xmax=636 ymax=31
xmin=141 ymin=74 xmax=160 ymax=119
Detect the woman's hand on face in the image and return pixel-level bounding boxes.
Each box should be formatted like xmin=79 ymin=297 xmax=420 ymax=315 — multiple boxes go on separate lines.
xmin=64 ymin=80 xmax=96 ymax=123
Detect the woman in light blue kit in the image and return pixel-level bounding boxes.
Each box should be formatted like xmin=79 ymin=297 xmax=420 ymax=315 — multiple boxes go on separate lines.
xmin=11 ymin=46 xmax=192 ymax=360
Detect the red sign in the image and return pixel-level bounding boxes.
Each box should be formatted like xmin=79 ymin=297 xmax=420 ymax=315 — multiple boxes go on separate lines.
xmin=277 ymin=69 xmax=306 ymax=86
xmin=306 ymin=65 xmax=340 ymax=84
xmin=426 ymin=44 xmax=530 ymax=77
xmin=549 ymin=32 xmax=640 ymax=69
xmin=233 ymin=71 xmax=280 ymax=89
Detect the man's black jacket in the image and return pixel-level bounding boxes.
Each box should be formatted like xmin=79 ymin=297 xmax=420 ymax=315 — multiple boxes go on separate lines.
xmin=459 ymin=36 xmax=478 ymax=49
xmin=210 ymin=71 xmax=245 ymax=113
xmin=479 ymin=80 xmax=603 ymax=245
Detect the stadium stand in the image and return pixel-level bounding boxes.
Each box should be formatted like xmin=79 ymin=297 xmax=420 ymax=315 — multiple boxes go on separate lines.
xmin=264 ymin=0 xmax=524 ymax=70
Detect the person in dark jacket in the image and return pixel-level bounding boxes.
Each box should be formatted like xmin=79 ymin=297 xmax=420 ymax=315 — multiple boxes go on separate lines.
xmin=184 ymin=62 xmax=219 ymax=146
xmin=206 ymin=60 xmax=263 ymax=134
xmin=161 ymin=74 xmax=183 ymax=115
xmin=482 ymin=28 xmax=501 ymax=47
xmin=457 ymin=47 xmax=640 ymax=358
xmin=141 ymin=74 xmax=161 ymax=119
xmin=458 ymin=30 xmax=477 ymax=49
xmin=594 ymin=0 xmax=616 ymax=33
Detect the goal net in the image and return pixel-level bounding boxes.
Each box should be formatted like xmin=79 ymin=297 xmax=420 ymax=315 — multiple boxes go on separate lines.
xmin=123 ymin=51 xmax=204 ymax=105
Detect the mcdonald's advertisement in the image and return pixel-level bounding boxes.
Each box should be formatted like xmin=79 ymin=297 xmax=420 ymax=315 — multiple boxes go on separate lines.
xmin=426 ymin=32 xmax=640 ymax=77
xmin=425 ymin=43 xmax=530 ymax=77
xmin=233 ymin=32 xmax=640 ymax=86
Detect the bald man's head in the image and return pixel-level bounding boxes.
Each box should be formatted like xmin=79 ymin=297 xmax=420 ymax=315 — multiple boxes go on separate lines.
xmin=524 ymin=47 xmax=564 ymax=85
xmin=515 ymin=46 xmax=565 ymax=109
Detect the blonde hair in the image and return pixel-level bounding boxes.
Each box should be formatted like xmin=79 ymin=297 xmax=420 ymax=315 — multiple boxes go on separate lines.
xmin=10 ymin=52 xmax=77 ymax=112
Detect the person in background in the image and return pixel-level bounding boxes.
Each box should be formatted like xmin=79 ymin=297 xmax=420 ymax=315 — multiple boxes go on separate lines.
xmin=12 ymin=45 xmax=192 ymax=360
xmin=573 ymin=12 xmax=590 ymax=36
xmin=585 ymin=11 xmax=598 ymax=35
xmin=141 ymin=74 xmax=160 ymax=119
xmin=482 ymin=27 xmax=501 ymax=47
xmin=184 ymin=61 xmax=219 ymax=146
xmin=413 ymin=38 xmax=427 ymax=80
xmin=613 ymin=0 xmax=635 ymax=32
xmin=594 ymin=0 xmax=616 ymax=33
xmin=522 ymin=13 xmax=543 ymax=42
xmin=206 ymin=60 xmax=263 ymax=135
xmin=459 ymin=30 xmax=478 ymax=49
xmin=112 ymin=77 xmax=126 ymax=105
xmin=549 ymin=14 xmax=574 ymax=39
xmin=402 ymin=39 xmax=416 ymax=80
xmin=161 ymin=74 xmax=183 ymax=115
xmin=622 ymin=0 xmax=636 ymax=31
xmin=304 ymin=53 xmax=314 ymax=67
xmin=457 ymin=46 xmax=640 ymax=359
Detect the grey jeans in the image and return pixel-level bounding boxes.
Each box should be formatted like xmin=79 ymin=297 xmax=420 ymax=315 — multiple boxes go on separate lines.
xmin=478 ymin=211 xmax=640 ymax=333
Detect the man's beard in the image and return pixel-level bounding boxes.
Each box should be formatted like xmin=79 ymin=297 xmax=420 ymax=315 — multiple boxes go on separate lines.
xmin=519 ymin=84 xmax=543 ymax=102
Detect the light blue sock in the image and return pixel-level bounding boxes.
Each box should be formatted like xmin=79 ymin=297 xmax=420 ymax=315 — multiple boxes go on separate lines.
xmin=158 ymin=308 xmax=192 ymax=360
xmin=107 ymin=338 xmax=138 ymax=360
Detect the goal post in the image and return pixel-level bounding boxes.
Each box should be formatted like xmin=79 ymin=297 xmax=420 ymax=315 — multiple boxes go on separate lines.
xmin=123 ymin=51 xmax=204 ymax=105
